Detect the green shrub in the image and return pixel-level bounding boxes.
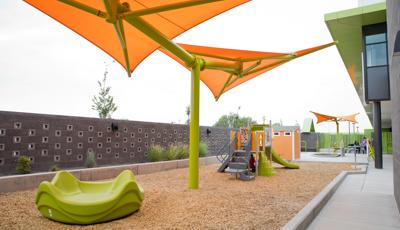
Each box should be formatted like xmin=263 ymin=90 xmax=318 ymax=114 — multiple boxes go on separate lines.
xmin=199 ymin=142 xmax=208 ymax=157
xmin=175 ymin=144 xmax=189 ymax=159
xmin=49 ymin=164 xmax=61 ymax=172
xmin=85 ymin=150 xmax=97 ymax=168
xmin=148 ymin=145 xmax=165 ymax=162
xmin=16 ymin=156 xmax=31 ymax=174
xmin=166 ymin=144 xmax=178 ymax=160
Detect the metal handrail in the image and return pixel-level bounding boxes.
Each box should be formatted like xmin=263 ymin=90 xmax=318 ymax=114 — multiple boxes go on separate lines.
xmin=216 ymin=131 xmax=237 ymax=163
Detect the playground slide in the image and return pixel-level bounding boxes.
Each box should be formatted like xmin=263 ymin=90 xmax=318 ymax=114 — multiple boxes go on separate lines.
xmin=268 ymin=148 xmax=299 ymax=169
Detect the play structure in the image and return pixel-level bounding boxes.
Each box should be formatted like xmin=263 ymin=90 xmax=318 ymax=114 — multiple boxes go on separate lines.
xmin=271 ymin=126 xmax=301 ymax=161
xmin=24 ymin=0 xmax=336 ymax=189
xmin=217 ymin=124 xmax=299 ymax=180
xmin=35 ymin=170 xmax=144 ymax=224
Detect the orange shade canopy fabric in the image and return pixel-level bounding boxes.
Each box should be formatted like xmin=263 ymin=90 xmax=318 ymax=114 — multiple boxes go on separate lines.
xmin=310 ymin=111 xmax=358 ymax=124
xmin=160 ymin=42 xmax=336 ymax=99
xmin=23 ymin=0 xmax=250 ymax=74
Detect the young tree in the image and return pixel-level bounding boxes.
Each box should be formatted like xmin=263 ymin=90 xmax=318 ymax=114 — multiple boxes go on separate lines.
xmin=185 ymin=105 xmax=190 ymax=125
xmin=91 ymin=68 xmax=118 ymax=119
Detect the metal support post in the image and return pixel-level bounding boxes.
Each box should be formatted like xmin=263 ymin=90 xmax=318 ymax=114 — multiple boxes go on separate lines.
xmin=188 ymin=58 xmax=201 ymax=189
xmin=373 ymin=101 xmax=383 ymax=169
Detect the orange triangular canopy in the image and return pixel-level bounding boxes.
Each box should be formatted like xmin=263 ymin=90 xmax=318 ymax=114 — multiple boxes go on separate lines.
xmin=160 ymin=42 xmax=336 ymax=99
xmin=310 ymin=111 xmax=358 ymax=124
xmin=23 ymin=0 xmax=250 ymax=74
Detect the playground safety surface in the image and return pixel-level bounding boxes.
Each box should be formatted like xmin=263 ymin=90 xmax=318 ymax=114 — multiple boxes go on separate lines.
xmin=0 ymin=162 xmax=352 ymax=229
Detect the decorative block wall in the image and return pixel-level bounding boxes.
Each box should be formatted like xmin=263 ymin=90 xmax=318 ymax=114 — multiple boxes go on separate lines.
xmin=0 ymin=111 xmax=230 ymax=175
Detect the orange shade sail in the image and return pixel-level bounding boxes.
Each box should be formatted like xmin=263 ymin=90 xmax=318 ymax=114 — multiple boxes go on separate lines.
xmin=310 ymin=111 xmax=358 ymax=124
xmin=160 ymin=42 xmax=336 ymax=99
xmin=23 ymin=0 xmax=250 ymax=74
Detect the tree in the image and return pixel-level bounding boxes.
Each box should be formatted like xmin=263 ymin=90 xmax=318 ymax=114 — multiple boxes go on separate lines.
xmin=213 ymin=112 xmax=256 ymax=128
xmin=91 ymin=67 xmax=118 ymax=119
xmin=185 ymin=105 xmax=190 ymax=125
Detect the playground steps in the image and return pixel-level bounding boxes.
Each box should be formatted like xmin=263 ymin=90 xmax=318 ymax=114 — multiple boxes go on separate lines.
xmin=223 ymin=150 xmax=255 ymax=181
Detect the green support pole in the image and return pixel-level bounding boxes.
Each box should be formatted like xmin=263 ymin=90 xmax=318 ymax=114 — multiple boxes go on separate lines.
xmin=335 ymin=120 xmax=340 ymax=150
xmin=188 ymin=58 xmax=201 ymax=189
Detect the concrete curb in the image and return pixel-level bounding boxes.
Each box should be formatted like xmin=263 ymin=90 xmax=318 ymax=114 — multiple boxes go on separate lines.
xmin=281 ymin=164 xmax=368 ymax=230
xmin=0 ymin=156 xmax=219 ymax=193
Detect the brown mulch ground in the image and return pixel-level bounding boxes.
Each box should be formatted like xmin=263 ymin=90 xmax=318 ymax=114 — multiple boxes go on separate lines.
xmin=0 ymin=162 xmax=352 ymax=230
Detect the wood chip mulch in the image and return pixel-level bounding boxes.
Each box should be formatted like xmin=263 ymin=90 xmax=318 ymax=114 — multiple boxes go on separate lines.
xmin=0 ymin=162 xmax=352 ymax=230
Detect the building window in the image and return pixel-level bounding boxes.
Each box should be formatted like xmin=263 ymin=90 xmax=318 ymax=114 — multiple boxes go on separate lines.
xmin=67 ymin=125 xmax=73 ymax=131
xmin=273 ymin=132 xmax=280 ymax=136
xmin=42 ymin=136 xmax=49 ymax=143
xmin=77 ymin=154 xmax=83 ymax=161
xmin=88 ymin=126 xmax=94 ymax=132
xmin=0 ymin=158 xmax=5 ymax=165
xmin=66 ymin=149 xmax=72 ymax=155
xmin=98 ymin=132 xmax=103 ymax=137
xmin=54 ymin=155 xmax=60 ymax=162
xmin=77 ymin=142 xmax=83 ymax=149
xmin=55 ymin=143 xmax=61 ymax=149
xmin=363 ymin=23 xmax=390 ymax=102
xmin=78 ymin=131 xmax=84 ymax=137
xmin=66 ymin=137 xmax=73 ymax=143
xmin=284 ymin=132 xmax=291 ymax=136
xmin=0 ymin=129 xmax=5 ymax=136
xmin=106 ymin=148 xmax=111 ymax=153
xmin=0 ymin=144 xmax=4 ymax=151
xmin=107 ymin=137 xmax=111 ymax=143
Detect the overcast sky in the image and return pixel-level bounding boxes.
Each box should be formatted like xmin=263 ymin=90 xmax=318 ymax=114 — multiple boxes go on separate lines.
xmin=0 ymin=0 xmax=372 ymax=133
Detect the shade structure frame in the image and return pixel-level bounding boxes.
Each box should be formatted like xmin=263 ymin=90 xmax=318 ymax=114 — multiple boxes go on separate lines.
xmin=310 ymin=111 xmax=359 ymax=149
xmin=23 ymin=0 xmax=253 ymax=190
xmin=160 ymin=41 xmax=337 ymax=101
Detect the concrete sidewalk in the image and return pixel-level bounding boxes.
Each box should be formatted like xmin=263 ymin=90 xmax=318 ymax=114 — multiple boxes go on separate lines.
xmin=300 ymin=151 xmax=368 ymax=164
xmin=307 ymin=155 xmax=400 ymax=230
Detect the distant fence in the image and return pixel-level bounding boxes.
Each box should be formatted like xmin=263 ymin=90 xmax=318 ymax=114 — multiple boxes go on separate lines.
xmin=301 ymin=132 xmax=392 ymax=153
